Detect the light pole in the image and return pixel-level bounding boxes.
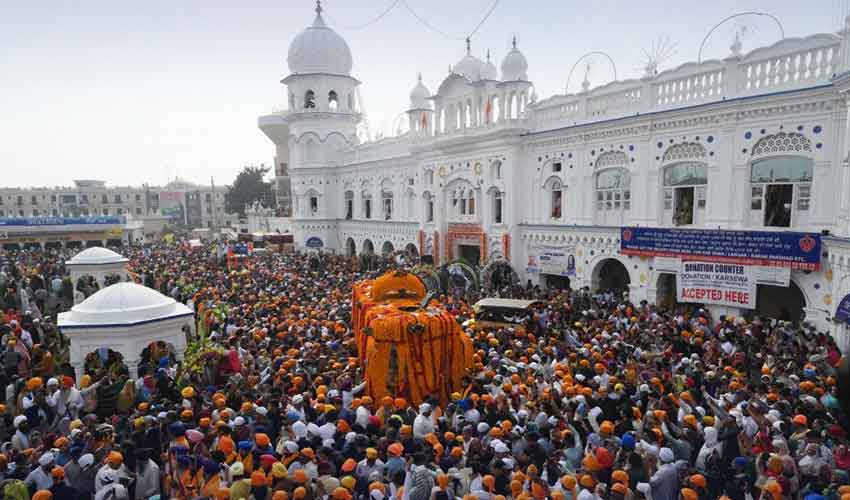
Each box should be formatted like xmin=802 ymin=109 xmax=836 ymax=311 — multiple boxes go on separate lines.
xmin=697 ymin=11 xmax=784 ymax=63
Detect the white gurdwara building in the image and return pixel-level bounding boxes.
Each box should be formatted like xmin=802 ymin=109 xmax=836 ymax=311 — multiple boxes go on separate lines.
xmin=260 ymin=3 xmax=850 ymax=349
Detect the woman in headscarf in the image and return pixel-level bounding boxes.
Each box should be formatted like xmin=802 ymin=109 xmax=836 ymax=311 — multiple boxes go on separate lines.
xmin=695 ymin=426 xmax=723 ymax=499
xmin=695 ymin=427 xmax=722 ymax=472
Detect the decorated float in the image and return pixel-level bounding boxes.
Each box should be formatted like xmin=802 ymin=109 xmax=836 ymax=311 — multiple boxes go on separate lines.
xmin=352 ymin=270 xmax=473 ymax=406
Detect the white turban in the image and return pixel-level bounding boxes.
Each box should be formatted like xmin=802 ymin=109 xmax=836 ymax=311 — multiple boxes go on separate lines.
xmin=38 ymin=452 xmax=55 ymax=466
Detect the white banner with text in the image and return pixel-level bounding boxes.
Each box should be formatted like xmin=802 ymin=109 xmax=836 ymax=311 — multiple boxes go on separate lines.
xmin=677 ymin=260 xmax=757 ymax=308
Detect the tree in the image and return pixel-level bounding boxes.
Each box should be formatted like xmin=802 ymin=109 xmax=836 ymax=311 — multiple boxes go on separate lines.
xmin=225 ymin=165 xmax=276 ymax=216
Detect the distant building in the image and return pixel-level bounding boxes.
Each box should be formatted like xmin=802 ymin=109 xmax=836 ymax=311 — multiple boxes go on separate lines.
xmin=0 ymin=178 xmax=238 ymax=248
xmin=0 ymin=178 xmax=234 ymax=228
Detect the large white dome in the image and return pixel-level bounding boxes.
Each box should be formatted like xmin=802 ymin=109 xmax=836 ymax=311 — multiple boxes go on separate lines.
xmin=287 ymin=3 xmax=353 ymax=76
xmin=67 ymin=246 xmax=128 ymax=266
xmin=59 ymin=282 xmax=193 ymax=327
xmin=409 ymin=74 xmax=431 ymax=109
xmin=501 ymin=37 xmax=528 ymax=81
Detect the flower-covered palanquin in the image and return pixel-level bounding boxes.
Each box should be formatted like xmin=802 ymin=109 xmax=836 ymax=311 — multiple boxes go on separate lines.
xmin=352 ymin=271 xmax=473 ymax=406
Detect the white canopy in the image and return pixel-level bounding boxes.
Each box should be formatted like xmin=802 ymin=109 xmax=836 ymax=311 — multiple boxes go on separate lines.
xmin=66 ymin=247 xmax=131 ymax=304
xmin=58 ymin=282 xmax=193 ymax=381
xmin=66 ymin=246 xmax=129 ymax=266
xmin=59 ymin=282 xmax=192 ymax=327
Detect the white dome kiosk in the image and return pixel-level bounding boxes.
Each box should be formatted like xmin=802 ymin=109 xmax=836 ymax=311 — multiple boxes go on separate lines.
xmin=58 ymin=282 xmax=194 ymax=382
xmin=66 ymin=247 xmax=130 ymax=304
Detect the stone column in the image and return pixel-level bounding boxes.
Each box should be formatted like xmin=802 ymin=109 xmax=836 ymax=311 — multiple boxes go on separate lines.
xmin=125 ymin=358 xmax=140 ymax=379
xmin=72 ymin=361 xmax=85 ymax=385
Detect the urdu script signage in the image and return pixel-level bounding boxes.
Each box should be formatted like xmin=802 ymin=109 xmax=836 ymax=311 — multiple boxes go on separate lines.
xmin=620 ymin=227 xmax=821 ymax=271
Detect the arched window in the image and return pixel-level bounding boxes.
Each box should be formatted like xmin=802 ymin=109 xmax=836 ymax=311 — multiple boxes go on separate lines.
xmin=344 ymin=190 xmax=354 ymax=220
xmin=305 ymin=190 xmax=319 ymax=216
xmin=362 ymin=191 xmax=372 ymax=219
xmin=328 ymin=90 xmax=338 ymax=111
xmin=424 ymin=192 xmax=434 ymax=222
xmin=596 ymin=169 xmax=630 ymax=212
xmin=465 ymin=102 xmax=472 ymax=128
xmin=446 ymin=182 xmax=475 ymax=221
xmin=425 ymin=170 xmax=434 ymax=185
xmin=543 ymin=177 xmax=563 ymax=219
xmin=347 ymin=93 xmax=353 ymax=111
xmin=492 ymin=190 xmax=503 ymax=223
xmin=289 ymin=92 xmax=295 ymax=110
xmin=492 ymin=96 xmax=500 ymax=123
xmin=594 ymin=151 xmax=631 ymax=220
xmin=439 ymin=108 xmax=446 ymax=134
xmin=749 ymin=153 xmax=813 ymax=228
xmin=455 ymin=105 xmax=461 ymax=130
xmin=382 ymin=189 xmax=393 ymax=220
xmin=304 ymin=90 xmax=316 ymax=109
xmin=663 ymin=162 xmax=708 ymax=226
xmin=661 ymin=142 xmax=708 ymax=226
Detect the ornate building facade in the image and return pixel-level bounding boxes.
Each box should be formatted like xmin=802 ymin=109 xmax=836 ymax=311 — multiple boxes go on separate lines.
xmin=259 ymin=4 xmax=850 ymax=349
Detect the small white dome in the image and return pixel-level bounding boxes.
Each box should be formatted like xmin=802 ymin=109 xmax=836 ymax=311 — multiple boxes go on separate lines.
xmin=287 ymin=2 xmax=353 ymax=76
xmin=59 ymin=282 xmax=193 ymax=327
xmin=501 ymin=37 xmax=528 ymax=81
xmin=454 ymin=54 xmax=485 ymax=81
xmin=409 ymin=73 xmax=431 ymax=109
xmin=481 ymin=50 xmax=498 ymax=81
xmin=67 ymin=247 xmax=128 ymax=266
xmin=452 ymin=39 xmax=486 ymax=81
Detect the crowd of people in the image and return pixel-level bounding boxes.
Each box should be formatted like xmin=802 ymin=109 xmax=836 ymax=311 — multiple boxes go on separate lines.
xmin=0 ymin=242 xmax=847 ymax=500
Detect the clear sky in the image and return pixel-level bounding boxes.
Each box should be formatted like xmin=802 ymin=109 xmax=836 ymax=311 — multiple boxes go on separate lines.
xmin=0 ymin=0 xmax=842 ymax=188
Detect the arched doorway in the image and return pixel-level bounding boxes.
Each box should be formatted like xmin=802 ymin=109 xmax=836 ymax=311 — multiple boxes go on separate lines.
xmin=140 ymin=341 xmax=177 ymax=378
xmin=592 ymin=258 xmax=631 ymax=293
xmin=83 ymin=347 xmax=129 ymax=418
xmin=84 ymin=348 xmax=128 ymax=378
xmin=362 ymin=239 xmax=374 ymax=255
xmin=404 ymin=243 xmax=419 ymax=257
xmin=755 ymin=281 xmax=806 ymax=323
xmin=381 ymin=241 xmax=395 ymax=257
xmin=656 ymin=273 xmax=677 ymax=310
xmin=345 ymin=237 xmax=356 ymax=257
xmin=75 ymin=274 xmax=100 ymax=303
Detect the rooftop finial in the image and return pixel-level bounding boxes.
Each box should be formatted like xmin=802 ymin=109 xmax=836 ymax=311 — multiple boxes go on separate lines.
xmin=466 ymin=37 xmax=471 ymax=55
xmin=315 ymin=0 xmax=322 ymax=15
xmin=730 ymin=30 xmax=743 ymax=57
xmin=512 ymin=36 xmax=517 ymax=49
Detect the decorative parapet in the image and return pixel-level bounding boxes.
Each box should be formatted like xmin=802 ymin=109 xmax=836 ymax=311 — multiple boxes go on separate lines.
xmin=531 ymin=33 xmax=842 ymax=130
